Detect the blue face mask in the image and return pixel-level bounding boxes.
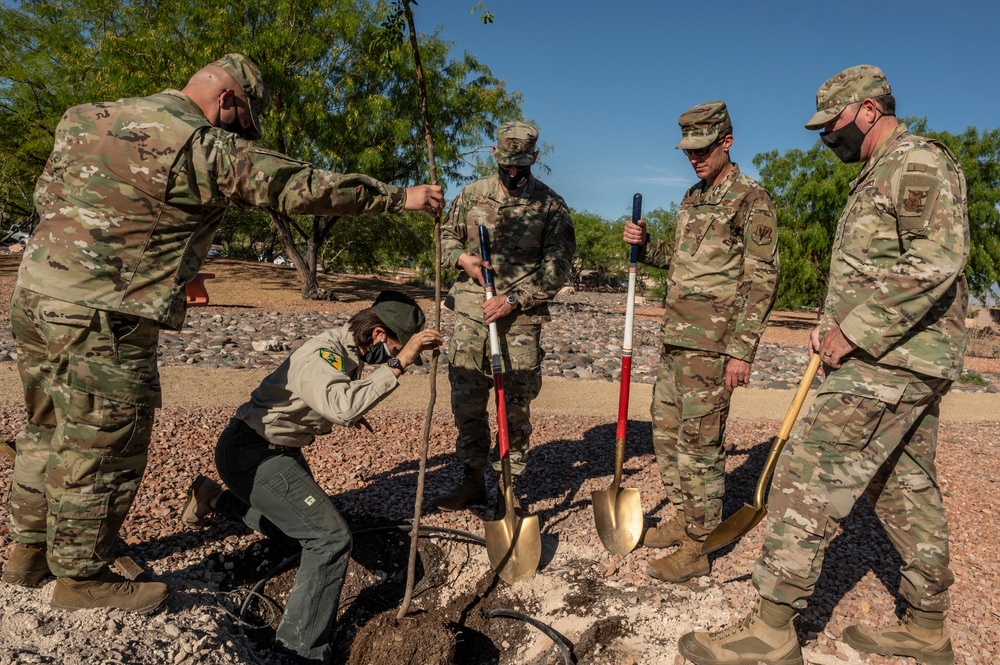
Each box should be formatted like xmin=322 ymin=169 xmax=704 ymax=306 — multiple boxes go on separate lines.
xmin=362 ymin=341 xmax=392 ymax=365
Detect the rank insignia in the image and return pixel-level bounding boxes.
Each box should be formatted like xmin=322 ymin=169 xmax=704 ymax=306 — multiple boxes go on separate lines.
xmin=319 ymin=348 xmax=344 ymax=371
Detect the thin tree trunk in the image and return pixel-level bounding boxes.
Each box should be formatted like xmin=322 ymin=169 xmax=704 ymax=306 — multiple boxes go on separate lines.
xmin=398 ymin=0 xmax=443 ymax=620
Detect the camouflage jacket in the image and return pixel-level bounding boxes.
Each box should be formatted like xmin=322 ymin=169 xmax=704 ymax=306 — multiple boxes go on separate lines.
xmin=235 ymin=325 xmax=399 ymax=448
xmin=640 ymin=164 xmax=779 ymax=361
xmin=442 ymin=173 xmax=576 ymax=325
xmin=20 ymin=90 xmax=406 ymax=330
xmin=819 ymin=122 xmax=969 ymax=381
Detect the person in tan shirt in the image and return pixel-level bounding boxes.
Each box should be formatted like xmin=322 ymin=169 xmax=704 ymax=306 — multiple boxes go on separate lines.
xmin=180 ymin=291 xmax=440 ymax=664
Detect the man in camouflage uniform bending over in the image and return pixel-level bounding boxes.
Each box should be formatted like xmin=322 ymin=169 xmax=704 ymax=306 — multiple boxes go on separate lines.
xmin=678 ymin=66 xmax=967 ymax=665
xmin=433 ymin=122 xmax=575 ymax=511
xmin=623 ymin=101 xmax=780 ymax=583
xmin=1 ymin=53 xmax=443 ymax=613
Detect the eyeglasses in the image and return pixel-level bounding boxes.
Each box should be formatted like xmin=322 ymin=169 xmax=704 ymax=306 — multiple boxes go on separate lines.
xmin=683 ymin=137 xmax=724 ymax=158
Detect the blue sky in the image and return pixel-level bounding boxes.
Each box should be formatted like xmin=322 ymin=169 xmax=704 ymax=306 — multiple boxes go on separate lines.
xmin=416 ymin=0 xmax=999 ymax=221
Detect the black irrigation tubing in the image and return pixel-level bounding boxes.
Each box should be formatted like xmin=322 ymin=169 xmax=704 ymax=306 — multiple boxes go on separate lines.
xmin=486 ymin=609 xmax=575 ymax=665
xmin=227 ymin=523 xmax=571 ymax=664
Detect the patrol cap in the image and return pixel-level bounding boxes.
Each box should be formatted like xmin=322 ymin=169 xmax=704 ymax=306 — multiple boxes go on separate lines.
xmin=494 ymin=121 xmax=539 ymax=166
xmin=676 ymin=101 xmax=732 ymax=150
xmin=805 ymin=65 xmax=892 ymax=130
xmin=372 ymin=290 xmax=426 ymax=349
xmin=210 ymin=53 xmax=270 ymax=141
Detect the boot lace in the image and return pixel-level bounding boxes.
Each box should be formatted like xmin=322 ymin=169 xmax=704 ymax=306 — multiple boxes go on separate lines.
xmin=713 ymin=611 xmax=756 ymax=641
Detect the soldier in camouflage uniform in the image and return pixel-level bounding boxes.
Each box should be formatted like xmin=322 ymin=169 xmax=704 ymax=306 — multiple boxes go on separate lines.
xmin=2 ymin=54 xmax=443 ymax=613
xmin=623 ymin=101 xmax=779 ymax=584
xmin=432 ymin=122 xmax=575 ymax=511
xmin=679 ymin=66 xmax=967 ymax=665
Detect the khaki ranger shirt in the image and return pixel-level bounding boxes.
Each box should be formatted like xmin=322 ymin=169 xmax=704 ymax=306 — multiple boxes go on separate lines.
xmin=442 ymin=174 xmax=576 ymax=325
xmin=20 ymin=90 xmax=406 ymax=330
xmin=640 ymin=163 xmax=779 ymax=362
xmin=235 ymin=326 xmax=399 ymax=448
xmin=820 ymin=122 xmax=969 ymax=381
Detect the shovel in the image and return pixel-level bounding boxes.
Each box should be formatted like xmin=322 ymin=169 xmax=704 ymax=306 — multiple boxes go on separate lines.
xmin=700 ymin=353 xmax=821 ymax=556
xmin=592 ymin=193 xmax=644 ymax=556
xmin=478 ymin=225 xmax=541 ymax=583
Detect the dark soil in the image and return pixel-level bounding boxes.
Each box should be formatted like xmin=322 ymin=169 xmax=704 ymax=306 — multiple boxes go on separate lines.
xmin=223 ymin=520 xmax=542 ymax=665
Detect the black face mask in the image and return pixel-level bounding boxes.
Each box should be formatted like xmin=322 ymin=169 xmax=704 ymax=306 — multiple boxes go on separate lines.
xmin=218 ymin=102 xmax=251 ymax=139
xmin=362 ymin=341 xmax=392 ymax=365
xmin=498 ymin=165 xmax=530 ymax=191
xmin=819 ymin=105 xmax=890 ymax=163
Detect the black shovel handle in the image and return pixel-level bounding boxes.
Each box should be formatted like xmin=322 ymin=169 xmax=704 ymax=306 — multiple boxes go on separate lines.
xmin=478 ymin=225 xmax=494 ymax=290
xmin=629 ymin=193 xmax=641 ymax=265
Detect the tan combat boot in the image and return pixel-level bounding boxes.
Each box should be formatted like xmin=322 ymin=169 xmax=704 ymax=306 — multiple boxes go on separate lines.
xmin=640 ymin=513 xmax=686 ymax=549
xmin=181 ymin=475 xmax=223 ymax=528
xmin=678 ymin=596 xmax=802 ymax=665
xmin=431 ymin=464 xmax=488 ymax=511
xmin=646 ymin=533 xmax=710 ymax=582
xmin=2 ymin=542 xmax=50 ymax=588
xmin=843 ymin=606 xmax=954 ymax=665
xmin=50 ymin=570 xmax=169 ymax=614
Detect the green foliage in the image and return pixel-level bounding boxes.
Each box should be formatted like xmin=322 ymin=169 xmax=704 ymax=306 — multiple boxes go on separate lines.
xmin=571 ymin=209 xmax=626 ymax=275
xmin=754 ymin=118 xmax=1000 ymax=309
xmin=0 ymin=0 xmax=522 ymax=294
xmin=908 ymin=119 xmax=1000 ymax=300
xmin=753 ymin=144 xmax=861 ymax=310
xmin=959 ymin=370 xmax=990 ymax=386
xmin=568 ymin=205 xmax=677 ymax=294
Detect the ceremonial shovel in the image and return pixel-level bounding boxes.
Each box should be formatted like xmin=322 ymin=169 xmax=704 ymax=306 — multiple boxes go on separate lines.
xmin=592 ymin=193 xmax=644 ymax=556
xmin=479 ymin=225 xmax=542 ymax=583
xmin=701 ymin=353 xmax=821 ymax=555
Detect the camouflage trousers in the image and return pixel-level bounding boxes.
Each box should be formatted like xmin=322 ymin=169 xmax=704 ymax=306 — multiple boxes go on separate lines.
xmin=447 ymin=313 xmax=542 ymax=475
xmin=8 ymin=287 xmax=159 ymax=578
xmin=753 ymin=359 xmax=954 ymax=611
xmin=650 ymin=346 xmax=732 ymax=540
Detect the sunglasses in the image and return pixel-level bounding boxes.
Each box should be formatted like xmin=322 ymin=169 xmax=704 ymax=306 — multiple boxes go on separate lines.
xmin=683 ymin=137 xmax=724 ymax=158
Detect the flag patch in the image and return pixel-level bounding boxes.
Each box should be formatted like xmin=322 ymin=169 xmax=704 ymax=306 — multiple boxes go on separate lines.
xmin=319 ymin=348 xmax=344 ymax=371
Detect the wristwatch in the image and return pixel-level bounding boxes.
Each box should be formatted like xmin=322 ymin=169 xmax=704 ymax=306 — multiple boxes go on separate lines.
xmin=387 ymin=357 xmax=405 ymax=373
xmin=505 ymin=294 xmax=518 ymax=307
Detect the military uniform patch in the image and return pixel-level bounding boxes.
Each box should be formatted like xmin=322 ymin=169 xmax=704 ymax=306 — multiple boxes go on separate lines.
xmin=318 ymin=348 xmax=344 ymax=371
xmin=751 ymin=224 xmax=774 ymax=246
xmin=897 ymin=171 xmax=939 ymax=230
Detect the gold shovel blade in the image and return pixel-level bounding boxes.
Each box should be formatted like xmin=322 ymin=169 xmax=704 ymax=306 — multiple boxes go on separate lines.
xmin=700 ymin=502 xmax=767 ymax=556
xmin=484 ymin=487 xmax=541 ymax=583
xmin=591 ymin=487 xmax=642 ymax=556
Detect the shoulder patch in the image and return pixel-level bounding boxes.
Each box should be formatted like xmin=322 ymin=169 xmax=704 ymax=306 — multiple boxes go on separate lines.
xmin=745 ymin=203 xmax=778 ymax=260
xmin=897 ymin=172 xmax=939 ymax=231
xmin=318 ymin=348 xmax=345 ymax=371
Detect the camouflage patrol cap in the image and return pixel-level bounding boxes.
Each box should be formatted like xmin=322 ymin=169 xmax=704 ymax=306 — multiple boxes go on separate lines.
xmin=676 ymin=101 xmax=732 ymax=150
xmin=372 ymin=290 xmax=426 ymax=349
xmin=494 ymin=122 xmax=539 ymax=166
xmin=805 ymin=65 xmax=892 ymax=130
xmin=210 ymin=53 xmax=270 ymax=141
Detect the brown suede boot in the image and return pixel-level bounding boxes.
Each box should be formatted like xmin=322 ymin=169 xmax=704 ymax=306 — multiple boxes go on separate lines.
xmin=2 ymin=542 xmax=50 ymax=588
xmin=640 ymin=513 xmax=686 ymax=549
xmin=678 ymin=596 xmax=802 ymax=664
xmin=431 ymin=464 xmax=488 ymax=511
xmin=843 ymin=606 xmax=954 ymax=665
xmin=180 ymin=475 xmax=223 ymax=528
xmin=50 ymin=570 xmax=169 ymax=614
xmin=646 ymin=533 xmax=710 ymax=583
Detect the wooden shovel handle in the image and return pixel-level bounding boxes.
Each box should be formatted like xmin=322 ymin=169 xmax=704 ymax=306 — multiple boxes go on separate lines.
xmin=752 ymin=353 xmax=821 ymax=507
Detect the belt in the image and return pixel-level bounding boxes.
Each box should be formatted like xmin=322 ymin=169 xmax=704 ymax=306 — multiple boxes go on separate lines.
xmin=230 ymin=419 xmax=301 ymax=455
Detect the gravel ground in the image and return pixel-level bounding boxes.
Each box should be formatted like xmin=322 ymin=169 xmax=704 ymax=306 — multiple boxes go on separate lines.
xmin=0 ymin=253 xmax=998 ymax=664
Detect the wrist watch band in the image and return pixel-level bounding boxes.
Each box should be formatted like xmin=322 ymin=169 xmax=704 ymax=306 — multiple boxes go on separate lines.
xmin=387 ymin=357 xmax=405 ymax=373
